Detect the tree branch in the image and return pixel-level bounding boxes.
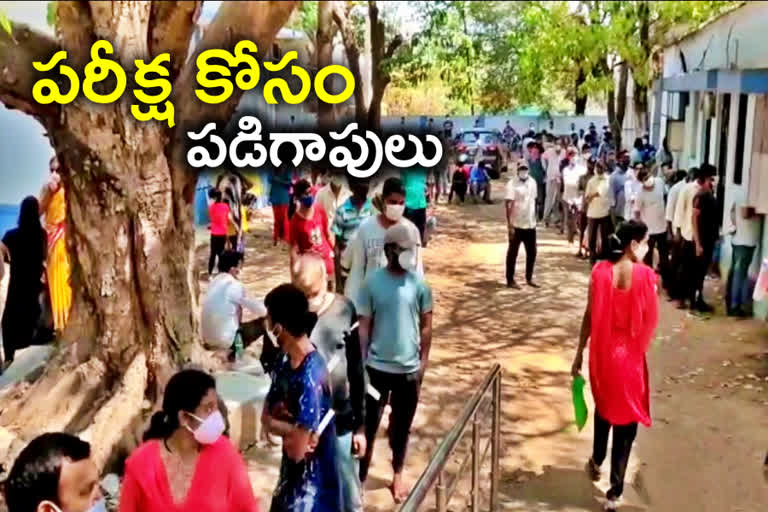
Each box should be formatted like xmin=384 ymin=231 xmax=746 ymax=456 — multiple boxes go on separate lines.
xmin=0 ymin=23 xmax=61 ymax=118
xmin=149 ymin=1 xmax=202 ymax=80
xmin=384 ymin=35 xmax=403 ymax=60
xmin=172 ymin=0 xmax=298 ymax=130
xmin=332 ymin=2 xmax=367 ymax=124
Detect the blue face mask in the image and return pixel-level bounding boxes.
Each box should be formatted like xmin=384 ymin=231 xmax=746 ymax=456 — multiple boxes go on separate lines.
xmin=300 ymin=195 xmax=314 ymax=208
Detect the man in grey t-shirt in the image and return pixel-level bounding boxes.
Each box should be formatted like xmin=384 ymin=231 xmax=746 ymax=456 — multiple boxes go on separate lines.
xmin=357 ymin=223 xmax=433 ymax=503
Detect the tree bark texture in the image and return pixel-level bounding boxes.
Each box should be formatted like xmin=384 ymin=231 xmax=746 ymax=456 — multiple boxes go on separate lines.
xmin=0 ymin=0 xmax=297 ymax=470
xmin=316 ymin=1 xmax=336 ymax=129
xmin=332 ymin=3 xmax=368 ymax=125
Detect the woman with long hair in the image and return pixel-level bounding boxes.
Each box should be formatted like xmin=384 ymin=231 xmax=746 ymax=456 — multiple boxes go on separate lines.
xmin=571 ymin=220 xmax=659 ymax=511
xmin=0 ymin=196 xmax=47 ymax=368
xmin=119 ymin=369 xmax=260 ymax=512
xmin=39 ymin=157 xmax=72 ymax=332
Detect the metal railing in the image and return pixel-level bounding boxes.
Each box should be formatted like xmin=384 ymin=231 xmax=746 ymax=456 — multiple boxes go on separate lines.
xmin=400 ymin=363 xmax=502 ymax=512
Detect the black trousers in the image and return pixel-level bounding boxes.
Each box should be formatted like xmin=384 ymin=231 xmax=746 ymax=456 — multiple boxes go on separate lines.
xmin=404 ymin=207 xmax=427 ymax=246
xmin=692 ymin=242 xmax=714 ymax=307
xmin=667 ymin=236 xmax=684 ymax=299
xmin=536 ymin=181 xmax=546 ymax=220
xmin=360 ymin=367 xmax=422 ymax=481
xmin=592 ymin=411 xmax=638 ymax=500
xmin=209 ymin=235 xmax=226 ymax=274
xmin=449 ymin=182 xmax=467 ymax=203
xmin=588 ymin=216 xmax=614 ymax=266
xmin=646 ymin=233 xmax=669 ymax=282
xmin=506 ymin=228 xmax=537 ymax=284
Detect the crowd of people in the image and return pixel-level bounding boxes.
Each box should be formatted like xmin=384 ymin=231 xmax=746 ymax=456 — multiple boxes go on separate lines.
xmin=498 ymin=125 xmax=761 ymax=318
xmin=1 ymin=118 xmax=764 ymax=512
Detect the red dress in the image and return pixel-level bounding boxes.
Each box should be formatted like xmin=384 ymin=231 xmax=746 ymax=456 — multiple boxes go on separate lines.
xmin=289 ymin=206 xmax=334 ymax=276
xmin=119 ymin=438 xmax=260 ymax=512
xmin=589 ymin=261 xmax=659 ymax=427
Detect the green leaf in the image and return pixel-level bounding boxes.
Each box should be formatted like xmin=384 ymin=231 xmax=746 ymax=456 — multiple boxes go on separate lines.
xmin=47 ymin=1 xmax=57 ymax=27
xmin=0 ymin=9 xmax=12 ymax=36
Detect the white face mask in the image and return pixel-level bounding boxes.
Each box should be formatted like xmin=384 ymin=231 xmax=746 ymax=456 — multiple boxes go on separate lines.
xmin=518 ymin=171 xmax=529 ymax=181
xmin=265 ymin=319 xmax=280 ymax=346
xmin=398 ymin=248 xmax=417 ymax=271
xmin=644 ymin=177 xmax=655 ymax=188
xmin=385 ymin=204 xmax=405 ymax=222
xmin=632 ymin=241 xmax=649 ymax=262
xmin=42 ymin=499 xmax=107 ymax=512
xmin=185 ymin=410 xmax=226 ymax=445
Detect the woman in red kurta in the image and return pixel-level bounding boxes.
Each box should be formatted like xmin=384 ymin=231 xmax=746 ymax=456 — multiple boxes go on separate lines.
xmin=571 ymin=220 xmax=659 ymax=511
xmin=119 ymin=370 xmax=260 ymax=512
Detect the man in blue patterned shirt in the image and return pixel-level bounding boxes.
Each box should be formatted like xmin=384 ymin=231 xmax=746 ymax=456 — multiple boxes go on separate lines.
xmin=332 ymin=179 xmax=374 ymax=290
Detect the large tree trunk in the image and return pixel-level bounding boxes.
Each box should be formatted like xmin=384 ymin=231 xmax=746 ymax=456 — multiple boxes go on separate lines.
xmin=316 ymin=1 xmax=336 ymax=129
xmin=632 ymin=0 xmax=651 ymax=136
xmin=612 ymin=61 xmax=629 ymax=151
xmin=574 ymin=66 xmax=587 ymax=115
xmin=333 ymin=3 xmax=368 ymax=125
xmin=0 ymin=0 xmax=297 ymax=471
xmin=367 ymin=1 xmax=401 ymax=131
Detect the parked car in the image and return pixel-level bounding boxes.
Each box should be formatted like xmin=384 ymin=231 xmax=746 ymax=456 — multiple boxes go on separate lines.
xmin=454 ymin=130 xmax=511 ymax=179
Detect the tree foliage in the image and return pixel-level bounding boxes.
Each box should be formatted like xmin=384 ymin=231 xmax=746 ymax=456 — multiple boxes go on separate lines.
xmin=397 ymin=0 xmax=737 ymax=115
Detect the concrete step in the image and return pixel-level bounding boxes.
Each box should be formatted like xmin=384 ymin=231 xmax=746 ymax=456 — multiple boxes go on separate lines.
xmin=0 ymin=345 xmax=55 ymax=391
xmin=216 ymin=370 xmax=271 ymax=452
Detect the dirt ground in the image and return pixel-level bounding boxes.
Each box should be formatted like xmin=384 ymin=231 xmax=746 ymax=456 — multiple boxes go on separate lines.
xmin=201 ymin=180 xmax=768 ymax=512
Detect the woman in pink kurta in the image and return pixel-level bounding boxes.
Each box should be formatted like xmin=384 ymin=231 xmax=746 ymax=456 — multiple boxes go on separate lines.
xmin=119 ymin=370 xmax=260 ymax=512
xmin=572 ymin=220 xmax=659 ymax=511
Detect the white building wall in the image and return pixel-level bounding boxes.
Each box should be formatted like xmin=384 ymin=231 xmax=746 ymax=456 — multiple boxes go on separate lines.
xmin=662 ymin=2 xmax=768 ymax=77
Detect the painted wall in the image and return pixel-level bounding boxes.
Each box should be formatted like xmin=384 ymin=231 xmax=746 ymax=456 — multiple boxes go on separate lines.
xmin=662 ymin=2 xmax=768 ymax=77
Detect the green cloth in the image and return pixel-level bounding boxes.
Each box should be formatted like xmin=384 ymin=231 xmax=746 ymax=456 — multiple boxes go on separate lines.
xmin=572 ymin=375 xmax=588 ymax=431
xmin=402 ymin=169 xmax=428 ymax=210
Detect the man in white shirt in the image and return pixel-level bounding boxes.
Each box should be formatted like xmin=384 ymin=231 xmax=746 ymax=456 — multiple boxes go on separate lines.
xmin=672 ymin=167 xmax=704 ymax=310
xmin=561 ymin=154 xmax=586 ymax=244
xmin=665 ymin=169 xmax=692 ymax=299
xmin=584 ymin=162 xmax=613 ymax=265
xmin=505 ymin=163 xmax=539 ymax=289
xmin=315 ymin=173 xmax=351 ymax=228
xmin=342 ymin=177 xmax=423 ymax=310
xmin=634 ymin=168 xmax=669 ymax=280
xmin=201 ymin=251 xmax=267 ymax=364
xmin=623 ymin=163 xmax=644 ymax=222
xmin=726 ymin=196 xmax=763 ymax=316
xmin=542 ymin=139 xmax=563 ymax=227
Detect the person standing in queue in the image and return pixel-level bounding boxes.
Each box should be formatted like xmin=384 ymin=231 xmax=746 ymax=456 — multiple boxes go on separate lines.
xmin=341 ymin=177 xmax=423 ymax=311
xmin=120 ymin=369 xmax=260 ymax=512
xmin=505 ymin=163 xmax=540 ymax=289
xmin=726 ymin=196 xmax=763 ymax=316
xmin=332 ymin=179 xmax=374 ymax=292
xmin=290 ymin=179 xmax=335 ymax=291
xmin=271 ymin=167 xmax=293 ymax=246
xmin=690 ymin=163 xmax=718 ymax=314
xmin=357 ymin=224 xmax=433 ymax=504
xmin=208 ymin=189 xmax=231 ymax=276
xmin=0 ymin=196 xmax=48 ymax=369
xmin=261 ymin=284 xmax=340 ymax=512
xmin=673 ymin=166 xmax=704 ymax=311
xmin=292 ymin=254 xmax=366 ymax=512
xmin=571 ymin=220 xmax=659 ymax=511
xmin=665 ymin=169 xmax=694 ymax=300
xmin=585 ymin=162 xmax=614 ymax=266
xmin=633 ymin=167 xmax=669 ymax=280
xmin=4 ymin=433 xmax=103 ymax=512
xmin=401 ymin=167 xmax=429 ymax=245
xmin=527 ymin=142 xmax=546 ymax=221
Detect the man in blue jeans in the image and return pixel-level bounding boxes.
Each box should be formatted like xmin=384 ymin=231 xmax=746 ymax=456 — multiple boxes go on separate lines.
xmin=726 ymin=198 xmax=763 ymax=316
xmin=357 ymin=223 xmax=433 ymax=504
